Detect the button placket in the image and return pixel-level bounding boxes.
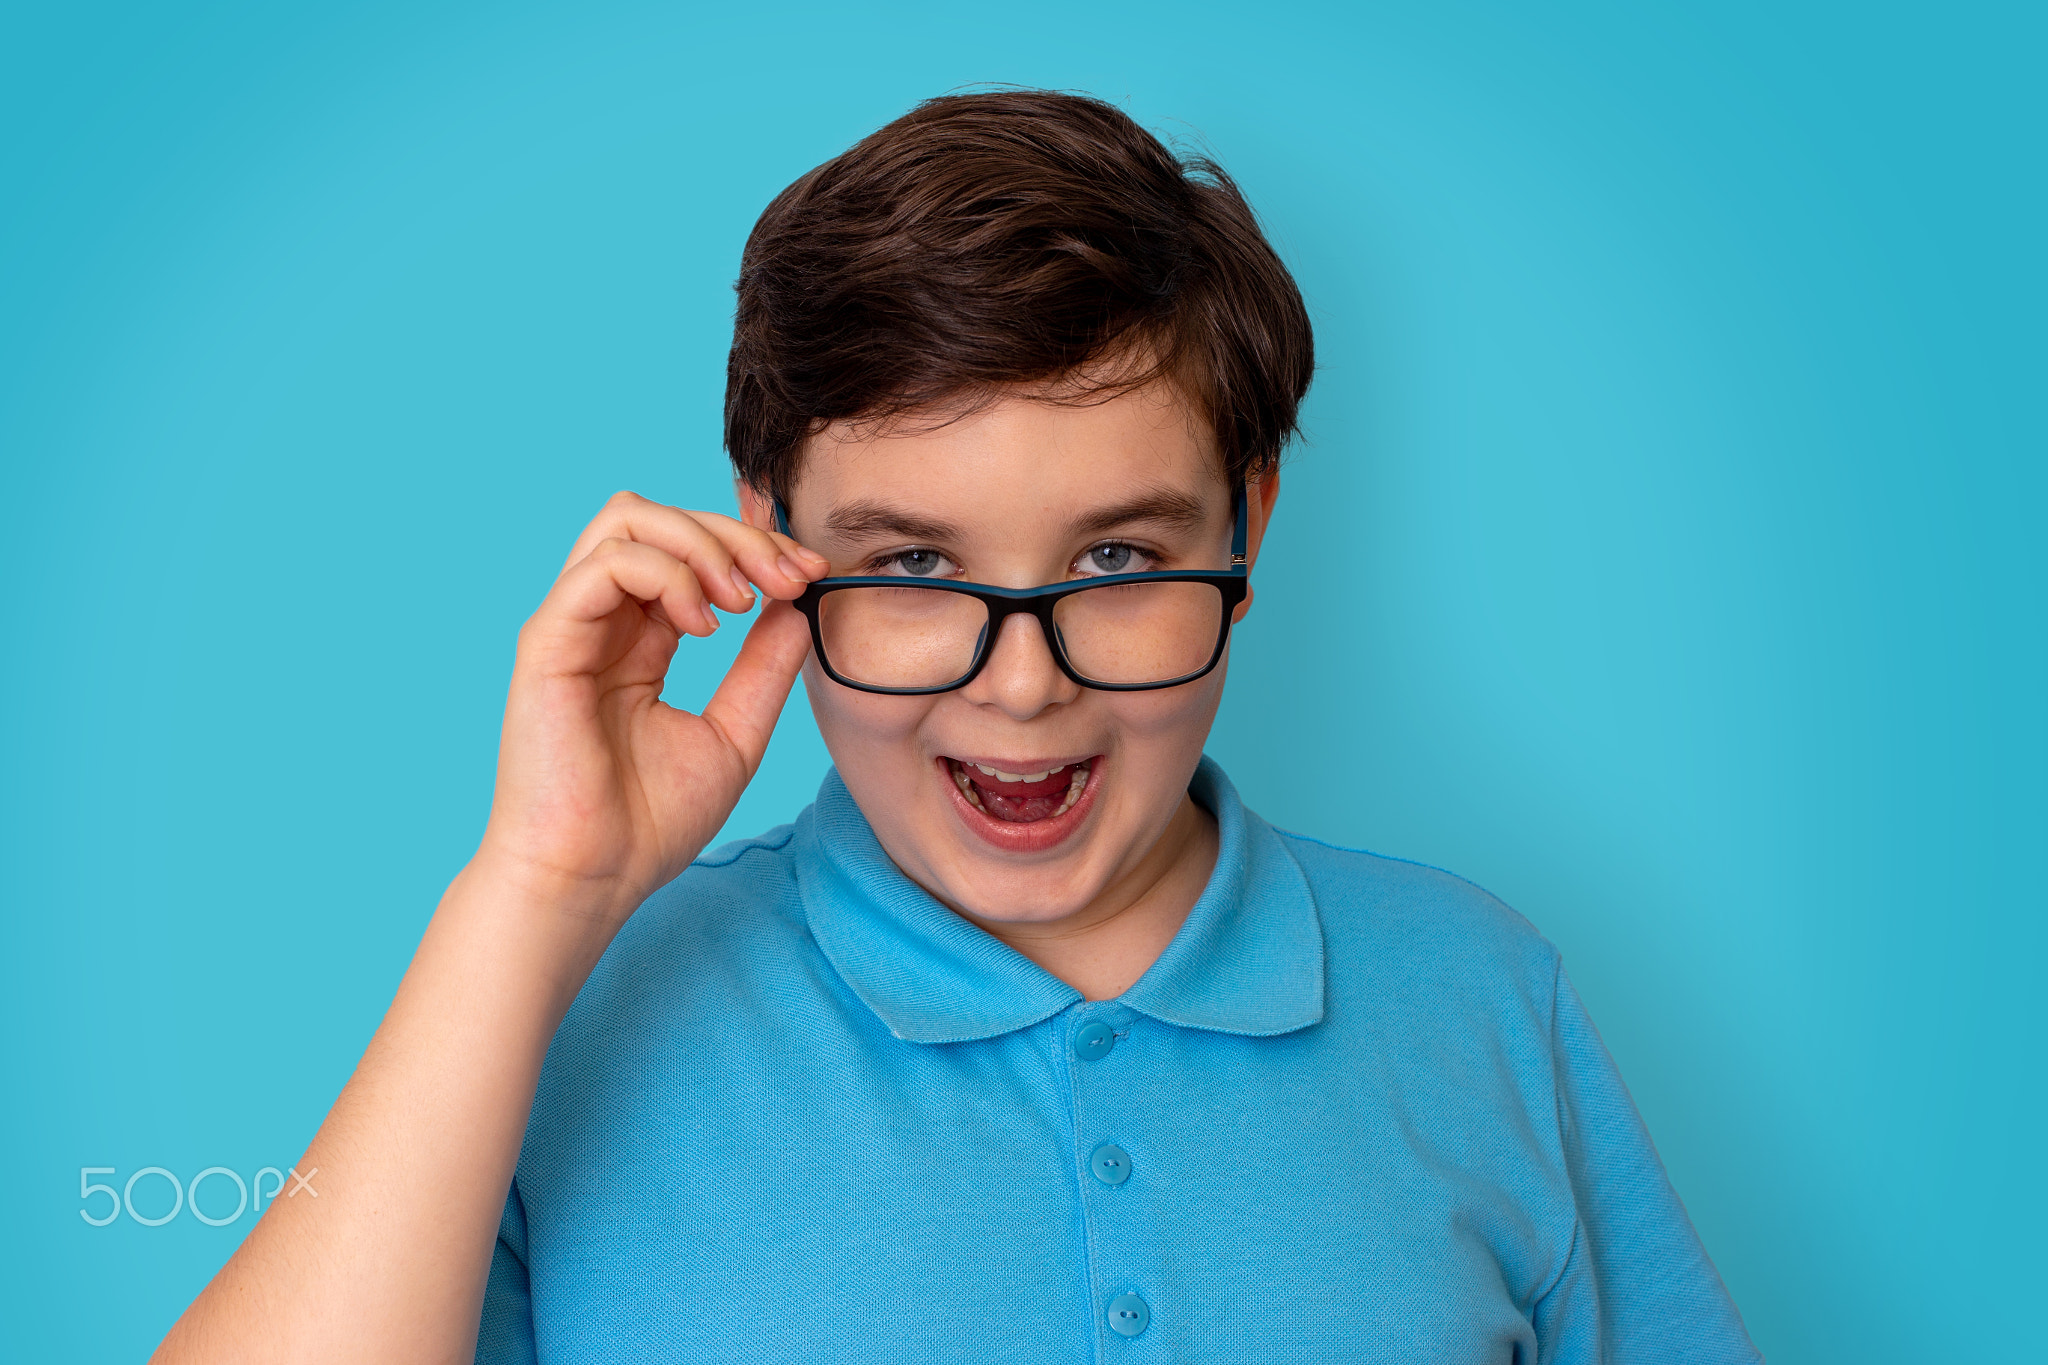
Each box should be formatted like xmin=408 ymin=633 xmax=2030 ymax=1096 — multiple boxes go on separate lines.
xmin=1065 ymin=1008 xmax=1155 ymax=1347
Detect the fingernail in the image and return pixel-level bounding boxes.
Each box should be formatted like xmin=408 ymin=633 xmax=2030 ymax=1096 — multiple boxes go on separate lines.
xmin=778 ymin=554 xmax=811 ymax=582
xmin=703 ymin=605 xmax=720 ymax=631
xmin=729 ymin=565 xmax=756 ymax=601
xmin=799 ymin=547 xmax=831 ymax=570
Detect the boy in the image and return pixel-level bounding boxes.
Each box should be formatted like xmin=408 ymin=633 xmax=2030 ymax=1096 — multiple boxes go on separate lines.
xmin=159 ymin=90 xmax=1758 ymax=1363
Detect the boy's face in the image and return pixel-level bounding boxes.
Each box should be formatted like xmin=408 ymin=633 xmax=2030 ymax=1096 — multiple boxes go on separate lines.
xmin=761 ymin=380 xmax=1274 ymax=926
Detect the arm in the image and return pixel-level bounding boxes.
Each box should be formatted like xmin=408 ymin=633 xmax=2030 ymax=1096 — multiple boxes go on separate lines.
xmin=152 ymin=491 xmax=828 ymax=1365
xmin=1531 ymin=963 xmax=1761 ymax=1363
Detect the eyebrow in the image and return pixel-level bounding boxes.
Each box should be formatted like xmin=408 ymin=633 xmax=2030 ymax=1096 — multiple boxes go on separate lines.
xmin=822 ymin=501 xmax=963 ymax=544
xmin=1067 ymin=487 xmax=1212 ymax=539
xmin=818 ymin=486 xmax=1213 ymax=545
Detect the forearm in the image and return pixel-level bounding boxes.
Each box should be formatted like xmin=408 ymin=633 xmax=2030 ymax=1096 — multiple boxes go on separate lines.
xmin=153 ymin=861 xmax=628 ymax=1365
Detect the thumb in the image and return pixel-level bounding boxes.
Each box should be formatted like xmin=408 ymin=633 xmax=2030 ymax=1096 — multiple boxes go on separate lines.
xmin=699 ymin=600 xmax=813 ymax=777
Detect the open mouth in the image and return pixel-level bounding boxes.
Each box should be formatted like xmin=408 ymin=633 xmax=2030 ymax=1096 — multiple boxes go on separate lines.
xmin=947 ymin=758 xmax=1091 ymax=820
xmin=939 ymin=755 xmax=1100 ymax=850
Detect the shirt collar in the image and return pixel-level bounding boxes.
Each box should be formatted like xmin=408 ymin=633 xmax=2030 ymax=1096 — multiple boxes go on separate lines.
xmin=793 ymin=755 xmax=1325 ymax=1044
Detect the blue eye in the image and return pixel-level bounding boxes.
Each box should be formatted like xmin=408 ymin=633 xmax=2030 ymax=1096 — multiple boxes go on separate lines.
xmin=1089 ymin=544 xmax=1134 ymax=573
xmin=896 ymin=549 xmax=944 ymax=577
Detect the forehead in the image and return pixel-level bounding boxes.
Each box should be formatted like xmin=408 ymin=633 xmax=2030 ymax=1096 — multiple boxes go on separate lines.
xmin=792 ymin=381 xmax=1225 ymax=519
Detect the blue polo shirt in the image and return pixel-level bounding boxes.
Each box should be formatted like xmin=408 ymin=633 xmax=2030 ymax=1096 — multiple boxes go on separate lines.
xmin=476 ymin=758 xmax=1757 ymax=1363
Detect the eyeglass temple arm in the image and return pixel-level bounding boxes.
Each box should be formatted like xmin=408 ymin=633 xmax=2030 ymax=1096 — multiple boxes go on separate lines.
xmin=773 ymin=487 xmax=1248 ymax=569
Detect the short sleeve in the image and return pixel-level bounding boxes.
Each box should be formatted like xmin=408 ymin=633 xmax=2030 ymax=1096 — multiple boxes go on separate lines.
xmin=1532 ymin=966 xmax=1762 ymax=1363
xmin=473 ymin=1179 xmax=537 ymax=1365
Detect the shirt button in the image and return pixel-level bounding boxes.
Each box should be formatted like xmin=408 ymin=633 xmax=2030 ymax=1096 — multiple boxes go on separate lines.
xmin=1089 ymin=1142 xmax=1132 ymax=1186
xmin=1106 ymin=1291 xmax=1150 ymax=1338
xmin=1074 ymin=1021 xmax=1116 ymax=1061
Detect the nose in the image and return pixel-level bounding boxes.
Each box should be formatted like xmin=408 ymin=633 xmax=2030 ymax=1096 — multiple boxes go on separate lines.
xmin=958 ymin=610 xmax=1080 ymax=719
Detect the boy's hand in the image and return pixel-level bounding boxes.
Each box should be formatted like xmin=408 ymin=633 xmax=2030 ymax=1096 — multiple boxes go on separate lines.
xmin=473 ymin=490 xmax=827 ymax=931
xmin=154 ymin=489 xmax=829 ymax=1364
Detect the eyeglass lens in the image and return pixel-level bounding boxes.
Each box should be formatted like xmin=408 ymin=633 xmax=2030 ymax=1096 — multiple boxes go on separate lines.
xmin=815 ymin=580 xmax=1227 ymax=689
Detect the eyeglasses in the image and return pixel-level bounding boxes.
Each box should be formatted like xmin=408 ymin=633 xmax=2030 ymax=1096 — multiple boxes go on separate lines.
xmin=775 ymin=490 xmax=1250 ymax=695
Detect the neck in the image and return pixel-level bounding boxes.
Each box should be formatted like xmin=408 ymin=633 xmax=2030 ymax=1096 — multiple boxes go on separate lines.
xmin=956 ymin=794 xmax=1219 ymax=1001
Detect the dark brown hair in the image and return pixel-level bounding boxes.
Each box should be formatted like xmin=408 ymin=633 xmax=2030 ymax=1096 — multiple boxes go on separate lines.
xmin=724 ymin=89 xmax=1314 ymax=498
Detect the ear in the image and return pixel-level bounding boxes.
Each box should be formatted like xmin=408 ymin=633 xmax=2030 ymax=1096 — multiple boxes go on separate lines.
xmin=1247 ymin=467 xmax=1281 ymax=567
xmin=735 ymin=479 xmax=776 ymax=532
xmin=1232 ymin=468 xmax=1281 ymax=624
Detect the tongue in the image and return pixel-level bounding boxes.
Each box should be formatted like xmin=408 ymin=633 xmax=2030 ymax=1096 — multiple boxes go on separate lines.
xmin=963 ymin=765 xmax=1077 ymax=823
xmin=969 ymin=768 xmax=1072 ymax=798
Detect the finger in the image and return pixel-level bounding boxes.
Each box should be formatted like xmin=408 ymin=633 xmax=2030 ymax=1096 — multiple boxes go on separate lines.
xmin=539 ymin=537 xmax=717 ymax=643
xmin=698 ymin=601 xmax=813 ymax=777
xmin=560 ymin=492 xmax=830 ymax=604
xmin=684 ymin=508 xmax=831 ymax=601
xmin=556 ymin=496 xmax=757 ymax=611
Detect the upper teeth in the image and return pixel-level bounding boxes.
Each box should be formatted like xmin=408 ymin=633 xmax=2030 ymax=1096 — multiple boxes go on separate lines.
xmin=975 ymin=762 xmax=1060 ymax=783
xmin=970 ymin=761 xmax=1087 ymax=784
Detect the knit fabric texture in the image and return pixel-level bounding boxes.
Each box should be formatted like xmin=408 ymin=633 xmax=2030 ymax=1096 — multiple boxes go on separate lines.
xmin=475 ymin=757 xmax=1758 ymax=1363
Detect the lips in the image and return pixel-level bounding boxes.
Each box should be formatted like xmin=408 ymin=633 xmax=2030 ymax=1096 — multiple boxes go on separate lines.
xmin=939 ymin=755 xmax=1101 ymax=852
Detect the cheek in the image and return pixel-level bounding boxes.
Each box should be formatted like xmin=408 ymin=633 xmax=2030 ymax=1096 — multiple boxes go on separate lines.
xmin=802 ymin=661 xmax=938 ymax=767
xmin=1103 ymin=668 xmax=1228 ymax=750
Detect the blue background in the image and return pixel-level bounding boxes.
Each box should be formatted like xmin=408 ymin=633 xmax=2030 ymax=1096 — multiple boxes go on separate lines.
xmin=2 ymin=1 xmax=2041 ymax=1358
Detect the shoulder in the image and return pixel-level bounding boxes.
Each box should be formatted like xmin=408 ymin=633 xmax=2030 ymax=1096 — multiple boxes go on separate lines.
xmin=638 ymin=820 xmax=803 ymax=932
xmin=523 ymin=820 xmax=839 ymax=1181
xmin=1272 ymin=824 xmax=1561 ymax=1020
xmin=569 ymin=821 xmax=813 ymax=1018
xmin=647 ymin=821 xmax=801 ymax=923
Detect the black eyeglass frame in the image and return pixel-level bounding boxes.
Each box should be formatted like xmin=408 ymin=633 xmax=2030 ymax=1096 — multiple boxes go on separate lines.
xmin=773 ymin=488 xmax=1251 ymax=695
